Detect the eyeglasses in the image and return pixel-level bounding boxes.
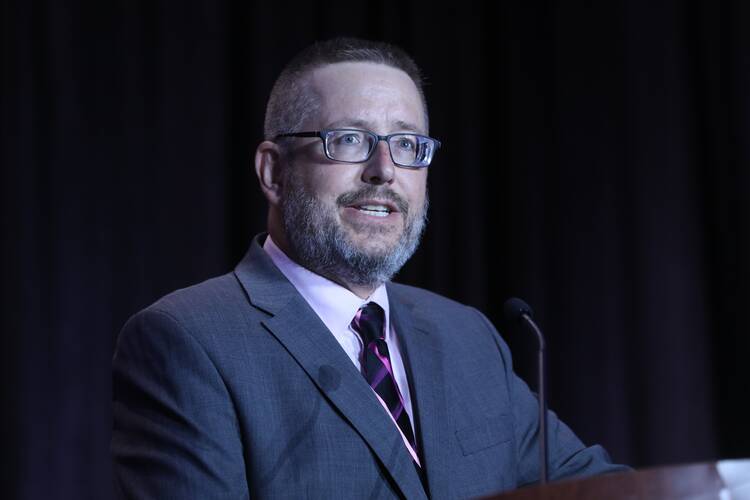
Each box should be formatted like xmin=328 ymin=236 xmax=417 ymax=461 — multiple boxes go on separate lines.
xmin=275 ymin=128 xmax=441 ymax=168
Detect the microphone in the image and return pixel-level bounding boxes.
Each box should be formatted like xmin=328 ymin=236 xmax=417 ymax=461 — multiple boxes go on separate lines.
xmin=503 ymin=297 xmax=548 ymax=485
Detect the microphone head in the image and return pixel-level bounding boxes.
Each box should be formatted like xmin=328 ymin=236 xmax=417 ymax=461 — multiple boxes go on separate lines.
xmin=503 ymin=297 xmax=534 ymax=322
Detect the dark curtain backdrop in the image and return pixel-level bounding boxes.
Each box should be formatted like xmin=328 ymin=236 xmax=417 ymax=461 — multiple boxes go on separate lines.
xmin=2 ymin=1 xmax=749 ymax=498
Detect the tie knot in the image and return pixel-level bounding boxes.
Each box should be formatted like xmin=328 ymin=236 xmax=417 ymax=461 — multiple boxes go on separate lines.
xmin=351 ymin=302 xmax=385 ymax=345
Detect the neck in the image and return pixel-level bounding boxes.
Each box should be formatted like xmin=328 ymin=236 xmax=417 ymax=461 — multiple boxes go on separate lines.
xmin=267 ymin=228 xmax=380 ymax=299
xmin=338 ymin=280 xmax=378 ymax=300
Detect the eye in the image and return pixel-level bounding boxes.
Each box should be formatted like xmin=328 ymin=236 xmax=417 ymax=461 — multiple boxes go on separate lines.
xmin=395 ymin=137 xmax=416 ymax=151
xmin=338 ymin=133 xmax=362 ymax=146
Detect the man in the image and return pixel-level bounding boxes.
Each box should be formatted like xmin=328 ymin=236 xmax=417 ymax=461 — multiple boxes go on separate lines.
xmin=112 ymin=37 xmax=627 ymax=499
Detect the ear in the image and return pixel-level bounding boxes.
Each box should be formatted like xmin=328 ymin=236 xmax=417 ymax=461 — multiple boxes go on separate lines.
xmin=254 ymin=140 xmax=284 ymax=207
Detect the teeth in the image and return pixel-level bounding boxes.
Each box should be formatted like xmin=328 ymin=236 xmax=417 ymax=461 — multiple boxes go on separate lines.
xmin=359 ymin=205 xmax=390 ymax=212
xmin=358 ymin=206 xmax=390 ymax=217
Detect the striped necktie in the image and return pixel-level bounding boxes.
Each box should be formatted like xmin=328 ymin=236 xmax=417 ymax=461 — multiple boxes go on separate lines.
xmin=351 ymin=302 xmax=418 ymax=461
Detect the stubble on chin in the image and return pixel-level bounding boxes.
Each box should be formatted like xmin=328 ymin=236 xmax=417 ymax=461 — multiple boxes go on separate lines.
xmin=280 ymin=172 xmax=427 ymax=289
xmin=339 ymin=215 xmax=404 ymax=254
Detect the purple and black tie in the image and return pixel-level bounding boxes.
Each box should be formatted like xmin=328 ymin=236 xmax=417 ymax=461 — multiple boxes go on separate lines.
xmin=350 ymin=302 xmax=418 ymax=458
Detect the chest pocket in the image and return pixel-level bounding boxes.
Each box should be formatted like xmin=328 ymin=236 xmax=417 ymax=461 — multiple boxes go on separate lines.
xmin=455 ymin=414 xmax=514 ymax=456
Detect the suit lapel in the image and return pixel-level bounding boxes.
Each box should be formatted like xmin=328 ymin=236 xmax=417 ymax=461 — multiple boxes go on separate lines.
xmin=234 ymin=237 xmax=427 ymax=500
xmin=389 ymin=284 xmax=451 ymax=499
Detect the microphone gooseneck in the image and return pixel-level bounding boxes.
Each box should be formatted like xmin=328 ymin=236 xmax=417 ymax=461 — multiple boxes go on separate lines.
xmin=503 ymin=297 xmax=549 ymax=485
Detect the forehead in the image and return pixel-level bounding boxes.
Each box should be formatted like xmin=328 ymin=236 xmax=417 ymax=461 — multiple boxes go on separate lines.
xmin=305 ymin=62 xmax=427 ymax=134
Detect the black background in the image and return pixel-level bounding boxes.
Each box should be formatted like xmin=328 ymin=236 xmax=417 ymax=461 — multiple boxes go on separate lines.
xmin=2 ymin=1 xmax=749 ymax=498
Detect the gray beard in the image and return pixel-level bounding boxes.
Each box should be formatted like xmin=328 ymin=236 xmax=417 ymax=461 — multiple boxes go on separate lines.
xmin=281 ymin=175 xmax=428 ymax=289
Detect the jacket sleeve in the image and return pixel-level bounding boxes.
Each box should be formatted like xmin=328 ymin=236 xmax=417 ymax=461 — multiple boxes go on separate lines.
xmin=111 ymin=308 xmax=249 ymax=499
xmin=470 ymin=307 xmax=631 ymax=487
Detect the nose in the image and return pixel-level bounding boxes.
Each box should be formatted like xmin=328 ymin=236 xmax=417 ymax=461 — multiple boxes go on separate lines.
xmin=361 ymin=140 xmax=395 ymax=185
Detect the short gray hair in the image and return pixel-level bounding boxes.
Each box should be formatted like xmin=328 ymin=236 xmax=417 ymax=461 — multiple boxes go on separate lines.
xmin=263 ymin=37 xmax=428 ymax=141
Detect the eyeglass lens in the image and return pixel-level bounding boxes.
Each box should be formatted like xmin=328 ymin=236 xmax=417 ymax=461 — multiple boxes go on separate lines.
xmin=325 ymin=130 xmax=434 ymax=167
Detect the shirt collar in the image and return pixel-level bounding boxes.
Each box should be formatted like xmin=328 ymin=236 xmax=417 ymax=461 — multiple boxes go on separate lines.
xmin=263 ymin=235 xmax=391 ymax=338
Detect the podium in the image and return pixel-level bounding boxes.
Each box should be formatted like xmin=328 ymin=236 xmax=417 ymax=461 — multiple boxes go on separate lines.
xmin=483 ymin=460 xmax=750 ymax=499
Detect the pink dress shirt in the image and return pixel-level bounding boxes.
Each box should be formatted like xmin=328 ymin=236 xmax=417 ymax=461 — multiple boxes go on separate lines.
xmin=263 ymin=236 xmax=418 ymax=458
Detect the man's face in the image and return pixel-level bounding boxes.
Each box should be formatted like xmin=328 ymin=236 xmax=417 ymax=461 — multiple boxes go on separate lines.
xmin=279 ymin=62 xmax=429 ymax=289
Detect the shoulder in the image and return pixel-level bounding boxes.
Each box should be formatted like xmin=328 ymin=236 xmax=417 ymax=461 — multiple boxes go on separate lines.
xmin=149 ymin=272 xmax=246 ymax=317
xmin=388 ymin=281 xmax=464 ymax=308
xmin=119 ymin=270 xmax=261 ymax=349
xmin=387 ymin=281 xmax=491 ymax=324
xmin=388 ymin=281 xmax=512 ymax=362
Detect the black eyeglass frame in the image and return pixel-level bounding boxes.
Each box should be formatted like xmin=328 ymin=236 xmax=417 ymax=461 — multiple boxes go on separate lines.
xmin=275 ymin=128 xmax=441 ymax=169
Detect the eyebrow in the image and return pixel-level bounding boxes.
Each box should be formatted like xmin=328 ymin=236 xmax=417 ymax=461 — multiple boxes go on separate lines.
xmin=325 ymin=119 xmax=423 ymax=134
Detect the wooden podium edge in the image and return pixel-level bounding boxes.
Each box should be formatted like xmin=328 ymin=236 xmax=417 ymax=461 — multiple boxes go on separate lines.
xmin=481 ymin=459 xmax=750 ymax=500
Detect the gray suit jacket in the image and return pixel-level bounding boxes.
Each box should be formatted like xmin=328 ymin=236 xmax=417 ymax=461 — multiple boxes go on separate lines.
xmin=112 ymin=235 xmax=626 ymax=499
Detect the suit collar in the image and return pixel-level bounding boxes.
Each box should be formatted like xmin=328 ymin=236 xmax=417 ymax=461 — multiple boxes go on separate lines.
xmin=262 ymin=234 xmax=394 ymax=348
xmin=233 ymin=234 xmax=299 ymax=316
xmin=388 ymin=284 xmax=451 ymax=499
xmin=234 ymin=235 xmax=428 ymax=499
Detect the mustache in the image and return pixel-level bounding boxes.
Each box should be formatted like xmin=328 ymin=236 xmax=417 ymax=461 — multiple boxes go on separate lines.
xmin=336 ymin=185 xmax=409 ymax=214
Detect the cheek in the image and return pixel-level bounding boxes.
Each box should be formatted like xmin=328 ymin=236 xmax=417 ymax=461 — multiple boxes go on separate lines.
xmin=298 ymin=170 xmax=344 ymax=202
xmin=403 ymin=172 xmax=428 ymax=206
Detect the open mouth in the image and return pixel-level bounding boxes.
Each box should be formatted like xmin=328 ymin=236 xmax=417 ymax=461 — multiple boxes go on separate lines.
xmin=339 ymin=189 xmax=407 ymax=221
xmin=345 ymin=197 xmax=400 ymax=219
xmin=354 ymin=204 xmax=392 ymax=217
